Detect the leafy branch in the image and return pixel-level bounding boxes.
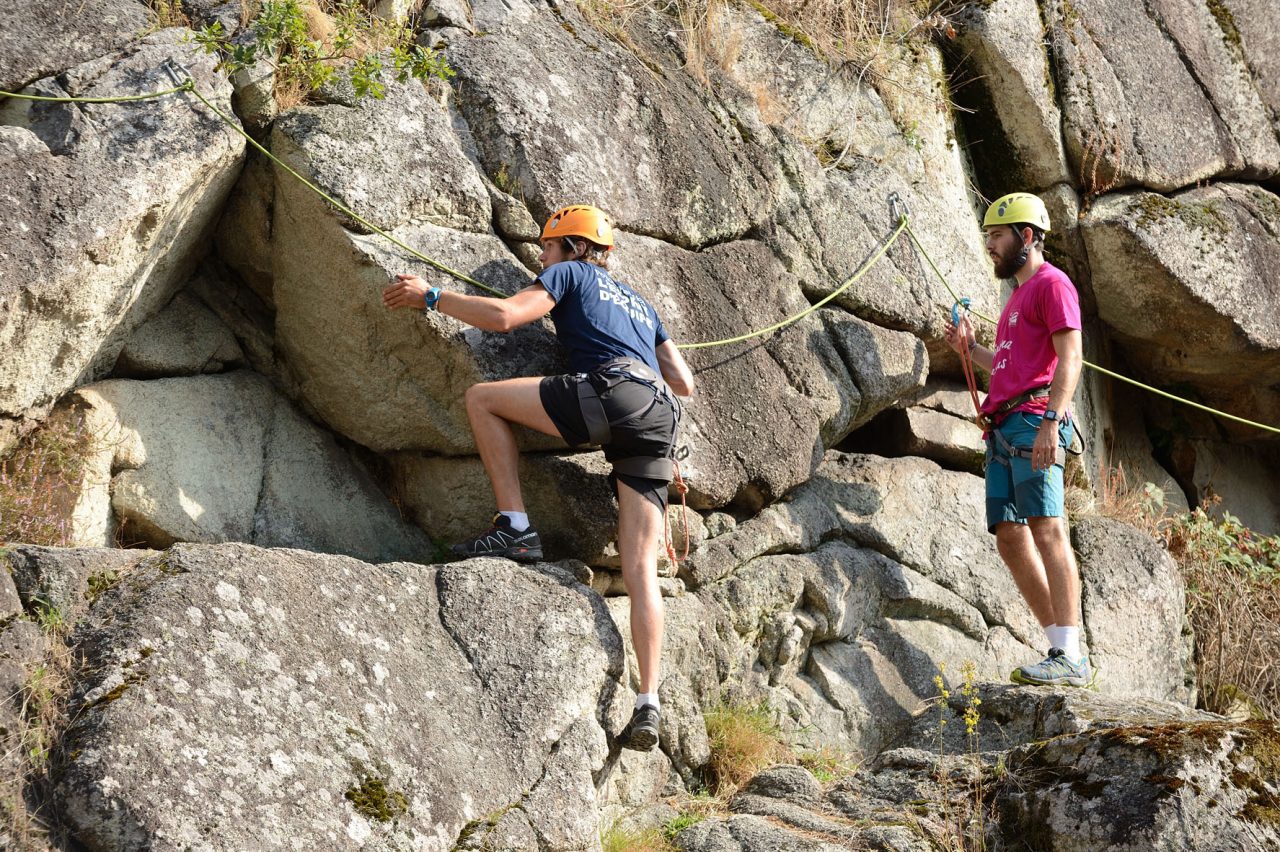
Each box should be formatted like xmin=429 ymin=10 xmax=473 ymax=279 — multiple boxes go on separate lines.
xmin=191 ymin=0 xmax=453 ymax=102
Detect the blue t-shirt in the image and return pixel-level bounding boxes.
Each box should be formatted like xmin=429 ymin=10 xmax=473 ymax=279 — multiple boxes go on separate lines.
xmin=536 ymin=261 xmax=670 ymax=374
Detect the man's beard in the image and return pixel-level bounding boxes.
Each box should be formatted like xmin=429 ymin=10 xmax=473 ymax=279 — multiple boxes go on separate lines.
xmin=991 ymin=242 xmax=1024 ymax=279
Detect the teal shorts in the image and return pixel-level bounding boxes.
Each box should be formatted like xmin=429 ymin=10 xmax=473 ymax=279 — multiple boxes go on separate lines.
xmin=985 ymin=412 xmax=1073 ymax=533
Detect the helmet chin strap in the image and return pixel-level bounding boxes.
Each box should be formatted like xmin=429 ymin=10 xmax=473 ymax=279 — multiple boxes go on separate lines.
xmin=1013 ymin=225 xmax=1032 ymax=269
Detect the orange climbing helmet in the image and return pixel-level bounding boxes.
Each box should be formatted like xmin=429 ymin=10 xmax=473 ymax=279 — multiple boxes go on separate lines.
xmin=541 ymin=205 xmax=615 ymax=249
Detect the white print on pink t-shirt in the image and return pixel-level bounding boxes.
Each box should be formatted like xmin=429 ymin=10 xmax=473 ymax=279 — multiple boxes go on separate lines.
xmin=980 ymin=263 xmax=1082 ymax=416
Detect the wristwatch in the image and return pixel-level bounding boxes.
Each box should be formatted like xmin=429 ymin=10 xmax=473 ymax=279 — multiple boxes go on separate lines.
xmin=1043 ymin=409 xmax=1060 ymax=422
xmin=423 ymin=287 xmax=442 ymax=311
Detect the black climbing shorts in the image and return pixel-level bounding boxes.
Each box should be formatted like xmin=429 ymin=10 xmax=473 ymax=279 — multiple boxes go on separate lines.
xmin=539 ymin=372 xmax=678 ymax=512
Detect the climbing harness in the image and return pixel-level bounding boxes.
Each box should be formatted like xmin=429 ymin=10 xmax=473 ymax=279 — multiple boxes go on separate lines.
xmin=572 ymin=357 xmax=691 ymax=563
xmin=575 ymin=358 xmax=680 ymax=482
xmin=986 ymin=414 xmax=1082 ymax=469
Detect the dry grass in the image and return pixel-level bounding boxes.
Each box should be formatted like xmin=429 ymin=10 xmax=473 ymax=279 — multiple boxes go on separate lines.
xmin=703 ymin=699 xmax=795 ymax=795
xmin=1078 ymin=125 xmax=1126 ymax=214
xmin=577 ymin=0 xmax=951 ymax=82
xmin=1168 ymin=500 xmax=1280 ymax=719
xmin=1 ymin=620 xmax=76 ymax=847
xmin=146 ymin=0 xmax=191 ymax=29
xmin=1093 ymin=469 xmax=1280 ymax=721
xmin=0 ymin=410 xmax=100 ymax=549
xmin=600 ymin=821 xmax=677 ymax=852
xmin=1087 ymin=461 xmax=1167 ymax=532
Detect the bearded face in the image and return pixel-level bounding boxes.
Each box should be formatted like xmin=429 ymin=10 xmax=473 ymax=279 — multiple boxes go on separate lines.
xmin=986 ymin=225 xmax=1028 ymax=279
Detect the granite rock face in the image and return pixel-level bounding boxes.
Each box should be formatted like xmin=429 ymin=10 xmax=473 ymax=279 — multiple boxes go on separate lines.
xmin=71 ymin=372 xmax=432 ymax=563
xmin=677 ymin=689 xmax=1266 ymax=852
xmin=55 ymin=544 xmax=626 ymax=852
xmin=0 ymin=32 xmax=245 ymax=442
xmin=0 ymin=0 xmax=149 ymax=93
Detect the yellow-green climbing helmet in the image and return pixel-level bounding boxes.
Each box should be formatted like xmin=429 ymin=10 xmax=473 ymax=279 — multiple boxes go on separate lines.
xmin=984 ymin=192 xmax=1052 ymax=233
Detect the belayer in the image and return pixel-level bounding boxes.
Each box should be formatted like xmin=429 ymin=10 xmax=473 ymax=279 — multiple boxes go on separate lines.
xmin=944 ymin=192 xmax=1093 ymax=688
xmin=382 ymin=204 xmax=695 ymax=750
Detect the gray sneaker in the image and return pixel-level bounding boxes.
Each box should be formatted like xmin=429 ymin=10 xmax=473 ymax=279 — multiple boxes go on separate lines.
xmin=1011 ymin=647 xmax=1095 ymax=687
xmin=619 ymin=704 xmax=660 ymax=751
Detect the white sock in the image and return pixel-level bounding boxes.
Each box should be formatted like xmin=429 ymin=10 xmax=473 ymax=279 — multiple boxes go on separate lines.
xmin=1044 ymin=623 xmax=1058 ymax=649
xmin=636 ymin=692 xmax=660 ymax=711
xmin=1047 ymin=625 xmax=1082 ymax=662
xmin=499 ymin=511 xmax=529 ymax=532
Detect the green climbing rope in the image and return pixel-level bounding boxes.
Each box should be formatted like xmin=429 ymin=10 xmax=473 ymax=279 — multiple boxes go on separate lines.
xmin=901 ymin=219 xmax=1280 ymax=436
xmin=0 ymin=84 xmax=192 ymax=103
xmin=4 ymin=73 xmax=1278 ymax=436
xmin=677 ymin=218 xmax=908 ymax=350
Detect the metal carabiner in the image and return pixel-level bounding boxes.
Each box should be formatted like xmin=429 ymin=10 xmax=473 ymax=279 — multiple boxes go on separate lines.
xmin=161 ymin=58 xmax=191 ymax=89
xmin=888 ymin=192 xmax=910 ymax=225
xmin=951 ymin=296 xmax=971 ymax=328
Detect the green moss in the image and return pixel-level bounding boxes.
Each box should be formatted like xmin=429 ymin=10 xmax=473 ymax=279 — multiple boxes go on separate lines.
xmin=1231 ymin=722 xmax=1280 ymax=826
xmin=455 ymin=801 xmax=521 ymax=847
xmin=1205 ymin=0 xmax=1242 ymax=52
xmin=344 ymin=776 xmax=408 ymax=823
xmin=85 ymin=570 xmax=120 ymax=605
xmin=744 ymin=0 xmax=818 ymax=54
xmin=86 ymin=666 xmax=152 ymax=710
xmin=1134 ymin=195 xmax=1230 ymax=236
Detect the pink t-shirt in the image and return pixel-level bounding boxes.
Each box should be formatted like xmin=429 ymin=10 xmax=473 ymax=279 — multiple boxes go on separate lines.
xmin=981 ymin=262 xmax=1081 ymax=417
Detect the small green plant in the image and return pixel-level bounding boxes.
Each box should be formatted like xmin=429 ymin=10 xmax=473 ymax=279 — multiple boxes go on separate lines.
xmin=192 ymin=0 xmax=453 ymax=104
xmin=662 ymin=809 xmax=704 ymax=841
xmin=30 ymin=598 xmax=67 ymax=636
xmin=600 ymin=820 xmax=675 ymax=852
xmin=796 ymin=745 xmax=858 ymax=784
xmin=86 ymin=570 xmax=121 ymax=605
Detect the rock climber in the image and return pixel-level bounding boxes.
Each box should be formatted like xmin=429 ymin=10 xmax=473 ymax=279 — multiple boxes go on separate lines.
xmin=943 ymin=192 xmax=1092 ymax=688
xmin=381 ymin=204 xmax=695 ymax=750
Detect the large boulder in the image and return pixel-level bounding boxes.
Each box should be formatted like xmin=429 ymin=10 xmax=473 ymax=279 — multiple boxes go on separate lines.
xmin=449 ymin=0 xmax=784 ymax=250
xmin=53 ymin=544 xmax=626 ymax=851
xmin=951 ymin=0 xmax=1071 ymax=191
xmin=112 ymin=291 xmax=246 ymax=378
xmin=0 ymin=0 xmax=148 ymax=93
xmin=1190 ymin=440 xmax=1280 ymax=535
xmin=0 ymin=31 xmax=245 ymax=442
xmin=1070 ymin=517 xmax=1196 ymax=704
xmin=676 ymin=452 xmax=1195 ymax=756
xmin=678 ymin=689 xmax=1242 ymax=852
xmin=1045 ymin=0 xmax=1280 ymax=191
xmin=1225 ymin=0 xmax=1279 ymax=131
xmin=702 ymin=540 xmax=1034 ymax=757
xmin=994 ymin=719 xmax=1280 ymax=849
xmin=71 ymin=372 xmax=432 ymax=563
xmin=1081 ymin=184 xmax=1280 ymax=441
